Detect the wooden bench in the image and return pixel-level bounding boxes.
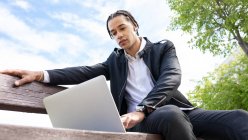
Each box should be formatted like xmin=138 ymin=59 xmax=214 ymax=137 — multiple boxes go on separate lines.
xmin=0 ymin=74 xmax=205 ymax=140
xmin=0 ymin=73 xmax=162 ymax=140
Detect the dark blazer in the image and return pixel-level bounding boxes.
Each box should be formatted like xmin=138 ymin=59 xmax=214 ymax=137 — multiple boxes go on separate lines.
xmin=47 ymin=37 xmax=194 ymax=115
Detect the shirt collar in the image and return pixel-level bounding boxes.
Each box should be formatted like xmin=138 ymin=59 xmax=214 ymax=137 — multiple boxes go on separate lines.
xmin=125 ymin=37 xmax=146 ymax=60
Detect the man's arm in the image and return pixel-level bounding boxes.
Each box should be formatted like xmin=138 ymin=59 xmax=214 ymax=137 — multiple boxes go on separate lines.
xmin=139 ymin=40 xmax=182 ymax=111
xmin=46 ymin=62 xmax=110 ymax=85
xmin=0 ymin=59 xmax=110 ymax=86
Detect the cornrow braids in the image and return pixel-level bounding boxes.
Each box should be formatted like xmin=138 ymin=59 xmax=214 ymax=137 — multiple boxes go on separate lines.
xmin=106 ymin=10 xmax=139 ymax=39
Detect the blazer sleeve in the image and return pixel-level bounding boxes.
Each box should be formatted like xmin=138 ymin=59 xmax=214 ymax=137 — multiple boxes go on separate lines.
xmin=46 ymin=61 xmax=109 ymax=85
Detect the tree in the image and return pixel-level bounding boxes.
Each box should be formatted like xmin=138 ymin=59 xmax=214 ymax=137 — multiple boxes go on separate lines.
xmin=188 ymin=52 xmax=248 ymax=110
xmin=166 ymin=0 xmax=248 ymax=57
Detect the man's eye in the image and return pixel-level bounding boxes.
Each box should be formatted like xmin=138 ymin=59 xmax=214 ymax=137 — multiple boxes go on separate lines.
xmin=111 ymin=32 xmax=117 ymax=36
xmin=120 ymin=27 xmax=125 ymax=30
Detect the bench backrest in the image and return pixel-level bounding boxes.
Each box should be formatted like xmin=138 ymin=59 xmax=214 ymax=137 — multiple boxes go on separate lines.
xmin=0 ymin=74 xmax=66 ymax=114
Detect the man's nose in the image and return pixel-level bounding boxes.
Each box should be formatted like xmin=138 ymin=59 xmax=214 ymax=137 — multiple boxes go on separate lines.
xmin=117 ymin=31 xmax=123 ymax=39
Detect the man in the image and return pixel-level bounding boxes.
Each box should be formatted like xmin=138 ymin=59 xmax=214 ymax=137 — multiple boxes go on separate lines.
xmin=1 ymin=10 xmax=248 ymax=140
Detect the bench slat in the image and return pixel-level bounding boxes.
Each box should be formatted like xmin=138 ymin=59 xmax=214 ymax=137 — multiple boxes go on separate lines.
xmin=0 ymin=74 xmax=65 ymax=113
xmin=0 ymin=124 xmax=162 ymax=140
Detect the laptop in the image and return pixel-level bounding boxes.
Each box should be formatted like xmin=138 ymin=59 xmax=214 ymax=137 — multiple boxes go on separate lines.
xmin=43 ymin=75 xmax=126 ymax=133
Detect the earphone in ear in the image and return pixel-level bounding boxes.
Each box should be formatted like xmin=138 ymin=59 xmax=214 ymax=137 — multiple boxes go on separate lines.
xmin=134 ymin=27 xmax=139 ymax=36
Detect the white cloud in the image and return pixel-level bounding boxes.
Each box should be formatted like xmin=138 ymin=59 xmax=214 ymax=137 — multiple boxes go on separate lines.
xmin=50 ymin=0 xmax=60 ymax=4
xmin=12 ymin=0 xmax=31 ymax=11
xmin=76 ymin=0 xmax=121 ymax=21
xmin=0 ymin=39 xmax=59 ymax=70
xmin=50 ymin=12 xmax=109 ymax=43
xmin=53 ymin=0 xmax=123 ymax=43
xmin=0 ymin=6 xmax=88 ymax=59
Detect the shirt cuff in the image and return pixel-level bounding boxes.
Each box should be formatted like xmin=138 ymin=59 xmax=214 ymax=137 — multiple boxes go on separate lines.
xmin=42 ymin=70 xmax=50 ymax=83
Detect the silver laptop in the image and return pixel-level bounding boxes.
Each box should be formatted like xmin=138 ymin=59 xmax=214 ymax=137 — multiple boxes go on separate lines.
xmin=43 ymin=75 xmax=126 ymax=133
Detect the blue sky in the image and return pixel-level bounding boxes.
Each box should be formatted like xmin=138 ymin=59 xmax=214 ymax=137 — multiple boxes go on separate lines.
xmin=0 ymin=0 xmax=225 ymax=127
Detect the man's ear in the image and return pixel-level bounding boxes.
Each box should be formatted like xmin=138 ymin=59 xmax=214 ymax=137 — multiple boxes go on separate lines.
xmin=134 ymin=26 xmax=138 ymax=31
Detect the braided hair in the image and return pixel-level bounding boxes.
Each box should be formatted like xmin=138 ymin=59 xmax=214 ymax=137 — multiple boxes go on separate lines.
xmin=106 ymin=10 xmax=139 ymax=39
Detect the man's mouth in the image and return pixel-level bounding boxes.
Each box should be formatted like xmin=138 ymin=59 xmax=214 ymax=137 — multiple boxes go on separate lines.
xmin=119 ymin=39 xmax=127 ymax=46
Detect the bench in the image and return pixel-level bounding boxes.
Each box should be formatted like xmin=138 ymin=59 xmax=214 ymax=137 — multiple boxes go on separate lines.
xmin=0 ymin=73 xmax=162 ymax=140
xmin=0 ymin=73 xmax=205 ymax=140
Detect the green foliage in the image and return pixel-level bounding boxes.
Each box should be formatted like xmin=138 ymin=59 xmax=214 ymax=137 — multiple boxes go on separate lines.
xmin=188 ymin=51 xmax=248 ymax=110
xmin=166 ymin=0 xmax=248 ymax=56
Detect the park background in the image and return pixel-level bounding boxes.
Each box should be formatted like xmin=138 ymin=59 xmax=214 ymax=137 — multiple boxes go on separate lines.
xmin=1 ymin=0 xmax=245 ymax=127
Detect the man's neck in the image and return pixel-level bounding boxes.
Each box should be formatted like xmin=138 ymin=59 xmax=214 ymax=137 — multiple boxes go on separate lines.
xmin=126 ymin=37 xmax=142 ymax=57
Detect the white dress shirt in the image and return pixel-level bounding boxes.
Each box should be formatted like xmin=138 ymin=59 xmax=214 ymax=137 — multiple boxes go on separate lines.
xmin=124 ymin=37 xmax=154 ymax=113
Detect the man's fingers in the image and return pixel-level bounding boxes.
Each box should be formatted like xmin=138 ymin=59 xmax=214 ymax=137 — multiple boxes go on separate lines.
xmin=0 ymin=69 xmax=22 ymax=77
xmin=120 ymin=116 xmax=126 ymax=122
xmin=121 ymin=115 xmax=135 ymax=129
xmin=1 ymin=69 xmax=37 ymax=87
xmin=121 ymin=116 xmax=130 ymax=128
xmin=0 ymin=69 xmax=12 ymax=74
xmin=14 ymin=80 xmax=21 ymax=86
xmin=121 ymin=112 xmax=145 ymax=129
xmin=14 ymin=78 xmax=30 ymax=86
xmin=121 ymin=116 xmax=127 ymax=127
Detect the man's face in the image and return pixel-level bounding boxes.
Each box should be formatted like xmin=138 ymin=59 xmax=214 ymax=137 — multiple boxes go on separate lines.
xmin=108 ymin=15 xmax=138 ymax=50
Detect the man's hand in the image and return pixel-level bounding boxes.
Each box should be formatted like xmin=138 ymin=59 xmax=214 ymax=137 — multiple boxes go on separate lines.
xmin=0 ymin=69 xmax=44 ymax=86
xmin=121 ymin=111 xmax=145 ymax=129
